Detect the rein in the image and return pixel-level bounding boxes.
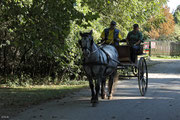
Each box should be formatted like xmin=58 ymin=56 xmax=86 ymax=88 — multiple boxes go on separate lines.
xmin=80 ymin=34 xmax=119 ymax=78
xmin=81 ymin=41 xmax=99 ymax=57
xmin=80 ymin=35 xmax=120 ymax=68
xmin=83 ymin=45 xmax=120 ymax=67
xmin=83 ymin=62 xmax=117 ymax=68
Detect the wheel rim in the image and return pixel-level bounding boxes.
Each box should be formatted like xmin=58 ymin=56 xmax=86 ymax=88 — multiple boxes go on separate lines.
xmin=138 ymin=57 xmax=148 ymax=96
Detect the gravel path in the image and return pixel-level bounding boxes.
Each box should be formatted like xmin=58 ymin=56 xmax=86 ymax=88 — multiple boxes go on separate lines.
xmin=11 ymin=59 xmax=180 ymax=120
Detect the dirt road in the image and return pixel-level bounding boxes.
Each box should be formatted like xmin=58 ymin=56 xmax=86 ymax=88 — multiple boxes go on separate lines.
xmin=11 ymin=60 xmax=180 ymax=120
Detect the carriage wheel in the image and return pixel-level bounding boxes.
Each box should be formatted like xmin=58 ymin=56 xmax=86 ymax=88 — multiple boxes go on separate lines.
xmin=138 ymin=57 xmax=148 ymax=96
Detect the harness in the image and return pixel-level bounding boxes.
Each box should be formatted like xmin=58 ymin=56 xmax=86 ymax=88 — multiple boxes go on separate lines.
xmin=83 ymin=45 xmax=119 ymax=78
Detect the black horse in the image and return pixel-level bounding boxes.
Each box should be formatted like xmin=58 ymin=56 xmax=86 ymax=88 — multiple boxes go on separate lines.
xmin=79 ymin=30 xmax=119 ymax=107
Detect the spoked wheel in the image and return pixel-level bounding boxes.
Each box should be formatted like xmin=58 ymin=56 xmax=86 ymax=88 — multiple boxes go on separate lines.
xmin=138 ymin=57 xmax=148 ymax=96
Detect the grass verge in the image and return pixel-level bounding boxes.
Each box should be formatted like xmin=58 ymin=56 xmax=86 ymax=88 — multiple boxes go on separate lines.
xmin=0 ymin=80 xmax=88 ymax=119
xmin=150 ymin=55 xmax=180 ymax=59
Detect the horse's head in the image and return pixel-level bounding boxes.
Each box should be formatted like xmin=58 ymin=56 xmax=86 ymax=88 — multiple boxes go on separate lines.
xmin=79 ymin=30 xmax=94 ymax=57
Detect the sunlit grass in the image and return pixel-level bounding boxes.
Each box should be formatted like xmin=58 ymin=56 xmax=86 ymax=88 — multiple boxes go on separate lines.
xmin=151 ymin=55 xmax=180 ymax=59
xmin=0 ymin=81 xmax=88 ymax=116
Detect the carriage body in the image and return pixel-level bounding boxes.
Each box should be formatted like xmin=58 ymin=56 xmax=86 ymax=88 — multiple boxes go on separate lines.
xmin=116 ymin=45 xmax=148 ymax=96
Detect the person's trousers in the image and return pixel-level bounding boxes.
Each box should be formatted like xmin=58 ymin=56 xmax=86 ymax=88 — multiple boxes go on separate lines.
xmin=130 ymin=45 xmax=140 ymax=63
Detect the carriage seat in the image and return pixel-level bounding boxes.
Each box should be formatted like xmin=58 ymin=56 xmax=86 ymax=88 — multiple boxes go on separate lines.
xmin=115 ymin=45 xmax=131 ymax=63
xmin=115 ymin=44 xmax=144 ymax=63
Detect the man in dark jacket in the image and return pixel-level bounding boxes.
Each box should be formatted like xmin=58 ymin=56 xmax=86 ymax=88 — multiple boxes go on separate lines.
xmin=126 ymin=24 xmax=143 ymax=63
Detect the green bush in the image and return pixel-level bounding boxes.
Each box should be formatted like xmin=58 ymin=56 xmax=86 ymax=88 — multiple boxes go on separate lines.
xmin=0 ymin=0 xmax=168 ymax=85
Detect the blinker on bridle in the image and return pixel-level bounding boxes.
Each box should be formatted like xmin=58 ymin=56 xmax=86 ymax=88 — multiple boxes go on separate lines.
xmin=80 ymin=35 xmax=93 ymax=52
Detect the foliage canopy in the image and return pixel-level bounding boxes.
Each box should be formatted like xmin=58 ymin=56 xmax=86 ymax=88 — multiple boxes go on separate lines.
xmin=0 ymin=0 xmax=171 ymax=85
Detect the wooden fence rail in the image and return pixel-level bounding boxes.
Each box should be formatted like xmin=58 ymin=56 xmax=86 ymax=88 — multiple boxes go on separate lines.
xmin=150 ymin=41 xmax=180 ymax=56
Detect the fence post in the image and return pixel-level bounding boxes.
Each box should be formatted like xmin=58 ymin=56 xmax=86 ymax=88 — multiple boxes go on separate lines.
xmin=149 ymin=41 xmax=151 ymax=57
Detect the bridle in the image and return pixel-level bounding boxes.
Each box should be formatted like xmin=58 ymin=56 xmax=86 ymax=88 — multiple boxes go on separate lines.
xmin=80 ymin=35 xmax=99 ymax=57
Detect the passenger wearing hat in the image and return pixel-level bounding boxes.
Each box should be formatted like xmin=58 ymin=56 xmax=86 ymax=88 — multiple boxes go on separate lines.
xmin=126 ymin=24 xmax=143 ymax=63
xmin=100 ymin=21 xmax=122 ymax=46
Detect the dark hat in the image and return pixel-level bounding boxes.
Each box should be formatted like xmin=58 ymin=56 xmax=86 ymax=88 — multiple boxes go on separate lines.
xmin=111 ymin=21 xmax=116 ymax=25
xmin=133 ymin=24 xmax=139 ymax=29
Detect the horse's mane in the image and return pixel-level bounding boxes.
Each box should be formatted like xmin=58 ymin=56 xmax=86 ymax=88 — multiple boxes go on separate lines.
xmin=81 ymin=32 xmax=92 ymax=37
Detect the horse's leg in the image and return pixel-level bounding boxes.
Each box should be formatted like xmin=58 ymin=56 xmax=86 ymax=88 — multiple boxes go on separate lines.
xmin=108 ymin=70 xmax=117 ymax=100
xmin=101 ymin=77 xmax=106 ymax=99
xmin=94 ymin=78 xmax=100 ymax=103
xmin=108 ymin=75 xmax=113 ymax=100
xmin=88 ymin=78 xmax=95 ymax=103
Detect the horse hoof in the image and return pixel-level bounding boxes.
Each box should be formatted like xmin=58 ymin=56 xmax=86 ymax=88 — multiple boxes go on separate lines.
xmin=101 ymin=94 xmax=106 ymax=99
xmin=93 ymin=98 xmax=99 ymax=104
xmin=91 ymin=99 xmax=94 ymax=103
xmin=108 ymin=95 xmax=113 ymax=100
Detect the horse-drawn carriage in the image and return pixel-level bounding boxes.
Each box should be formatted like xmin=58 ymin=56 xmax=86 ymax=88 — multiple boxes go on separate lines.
xmin=79 ymin=30 xmax=148 ymax=106
xmin=116 ymin=45 xmax=148 ymax=96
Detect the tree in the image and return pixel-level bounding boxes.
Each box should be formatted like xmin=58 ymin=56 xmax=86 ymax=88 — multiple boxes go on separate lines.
xmin=148 ymin=27 xmax=160 ymax=39
xmin=159 ymin=6 xmax=175 ymax=36
xmin=81 ymin=0 xmax=167 ymax=37
xmin=0 ymin=0 xmax=98 ymax=84
xmin=0 ymin=0 xmax=169 ymax=85
xmin=174 ymin=5 xmax=180 ymax=25
xmin=148 ymin=6 xmax=175 ymax=39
